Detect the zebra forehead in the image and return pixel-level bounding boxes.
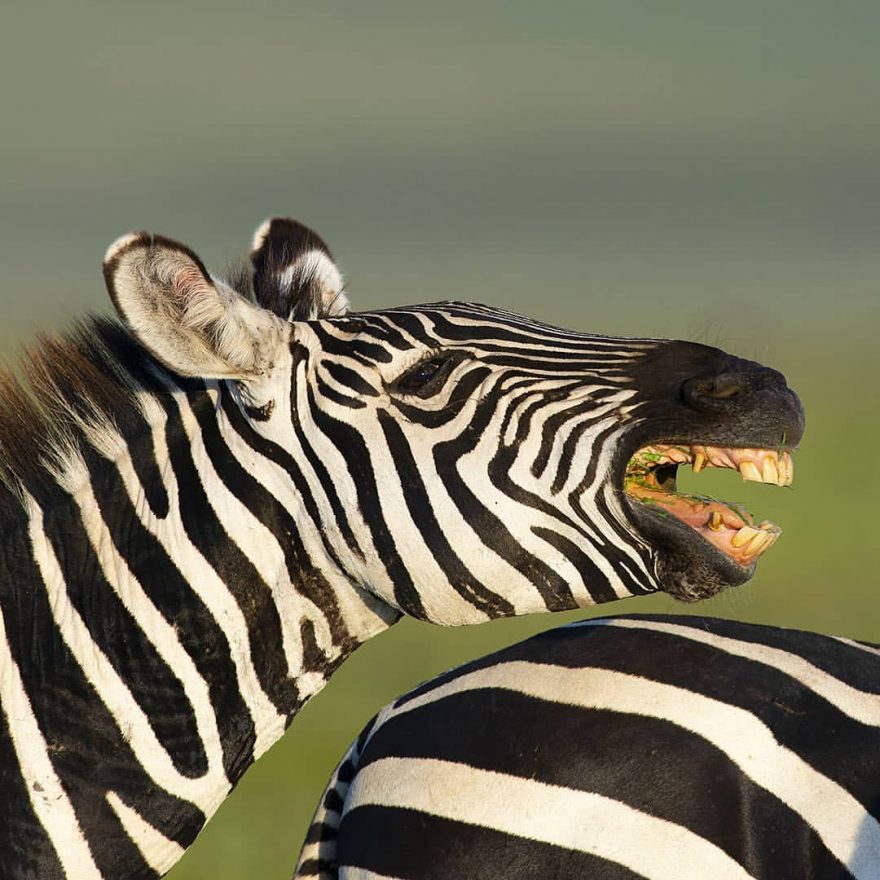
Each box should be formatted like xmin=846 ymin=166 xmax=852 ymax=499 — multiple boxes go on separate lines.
xmin=362 ymin=300 xmax=650 ymax=333
xmin=321 ymin=301 xmax=661 ymax=355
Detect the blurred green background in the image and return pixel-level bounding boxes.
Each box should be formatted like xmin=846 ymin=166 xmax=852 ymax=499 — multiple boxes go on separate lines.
xmin=2 ymin=2 xmax=878 ymax=876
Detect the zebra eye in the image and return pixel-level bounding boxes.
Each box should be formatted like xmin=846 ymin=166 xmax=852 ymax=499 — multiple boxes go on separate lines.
xmin=394 ymin=354 xmax=461 ymax=396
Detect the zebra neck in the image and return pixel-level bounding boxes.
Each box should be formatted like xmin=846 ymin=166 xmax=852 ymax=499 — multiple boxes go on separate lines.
xmin=16 ymin=378 xmax=398 ymax=791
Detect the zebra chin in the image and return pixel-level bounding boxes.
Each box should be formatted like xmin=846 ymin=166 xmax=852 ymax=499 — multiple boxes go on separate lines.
xmin=629 ymin=503 xmax=758 ymax=601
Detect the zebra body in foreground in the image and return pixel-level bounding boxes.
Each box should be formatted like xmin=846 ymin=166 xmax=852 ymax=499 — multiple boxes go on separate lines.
xmin=296 ymin=614 xmax=880 ymax=880
xmin=0 ymin=218 xmax=802 ymax=879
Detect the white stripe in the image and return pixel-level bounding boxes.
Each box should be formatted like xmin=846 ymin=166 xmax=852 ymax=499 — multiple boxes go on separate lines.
xmin=363 ymin=421 xmax=490 ymax=624
xmin=346 ymin=757 xmax=754 ymax=880
xmin=455 ymin=412 xmax=635 ymax=602
xmin=384 ymin=660 xmax=880 ymax=875
xmin=341 ymin=869 xmax=406 ymax=880
xmin=173 ymin=386 xmax=289 ymax=755
xmin=835 ymin=635 xmax=880 ymax=659
xmin=26 ymin=497 xmax=229 ymax=812
xmin=0 ymin=598 xmax=102 ymax=878
xmin=125 ymin=386 xmax=287 ymax=758
xmin=288 ymin=353 xmax=430 ymax=616
xmin=170 ymin=382 xmax=307 ymax=685
xmin=70 ymin=481 xmax=230 ymax=804
xmin=106 ymin=792 xmax=185 ymax=875
xmin=591 ymin=617 xmax=880 ymax=726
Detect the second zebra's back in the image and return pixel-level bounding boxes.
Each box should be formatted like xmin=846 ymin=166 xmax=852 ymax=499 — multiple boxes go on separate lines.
xmin=296 ymin=614 xmax=880 ymax=880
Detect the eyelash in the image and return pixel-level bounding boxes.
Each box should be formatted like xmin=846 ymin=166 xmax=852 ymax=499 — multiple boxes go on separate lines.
xmin=394 ymin=353 xmax=464 ymax=397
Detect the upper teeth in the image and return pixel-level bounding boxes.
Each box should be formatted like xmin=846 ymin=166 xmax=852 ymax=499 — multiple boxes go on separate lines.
xmin=693 ymin=446 xmax=793 ymax=487
xmin=628 ymin=444 xmax=794 ymax=487
xmin=738 ymin=461 xmax=762 ymax=483
xmin=736 ymin=452 xmax=793 ymax=487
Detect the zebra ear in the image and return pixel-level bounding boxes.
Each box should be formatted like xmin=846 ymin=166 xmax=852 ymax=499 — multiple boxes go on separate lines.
xmin=250 ymin=217 xmax=349 ymax=320
xmin=104 ymin=232 xmax=287 ymax=380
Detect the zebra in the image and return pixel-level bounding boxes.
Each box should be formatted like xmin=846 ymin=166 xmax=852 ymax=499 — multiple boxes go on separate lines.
xmin=0 ymin=216 xmax=803 ymax=879
xmin=295 ymin=613 xmax=880 ymax=880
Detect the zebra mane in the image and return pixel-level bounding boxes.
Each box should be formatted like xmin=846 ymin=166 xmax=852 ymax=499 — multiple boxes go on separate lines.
xmin=0 ymin=254 xmax=318 ymax=515
xmin=0 ymin=316 xmax=168 ymax=513
xmin=0 ymin=255 xmax=278 ymax=515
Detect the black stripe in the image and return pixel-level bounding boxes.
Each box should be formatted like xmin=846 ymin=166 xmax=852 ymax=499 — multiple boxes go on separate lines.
xmin=395 ymin=309 xmax=644 ymax=354
xmin=433 ymin=397 xmax=580 ymax=612
xmin=637 ymin=614 xmax=880 ymax=690
xmin=322 ymin=361 xmax=380 ymax=397
xmin=221 ymin=387 xmax=356 ymax=585
xmin=489 ymin=436 xmax=603 ymax=542
xmin=45 ymin=455 xmax=207 ymax=779
xmin=296 ymin=857 xmax=337 ymax=876
xmin=358 ymin=689 xmax=847 ymax=878
xmin=91 ymin=397 xmax=255 ymax=782
xmin=308 ymin=398 xmax=426 ymax=618
xmin=338 ymin=805 xmax=646 ymax=880
xmin=563 ymin=423 xmax=656 ymax=595
xmin=121 ymin=408 xmax=170 ymax=519
xmin=531 ymin=526 xmax=617 ymax=603
xmin=343 ymin=317 xmax=415 ymax=352
xmin=531 ymin=391 xmax=621 ymax=481
xmin=171 ymin=390 xmax=298 ymax=716
xmin=0 ymin=527 xmax=168 ymax=878
xmin=387 ymin=364 xmax=492 ymax=428
xmin=357 ymin=311 xmax=435 ymax=346
xmin=310 ymin=325 xmax=394 ymax=364
xmin=496 ymin=618 xmax=880 ymax=808
xmin=378 ymin=412 xmax=513 ymax=616
xmin=473 ymin=353 xmax=638 ymax=370
xmin=593 ymin=490 xmax=655 ymax=596
xmin=219 ymin=371 xmax=364 ymax=624
xmin=286 ymin=343 xmax=366 ymax=564
xmin=316 ymin=375 xmax=367 ymax=409
xmin=382 ymin=303 xmax=650 ymax=346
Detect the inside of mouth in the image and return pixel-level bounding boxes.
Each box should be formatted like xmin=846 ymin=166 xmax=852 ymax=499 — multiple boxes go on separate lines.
xmin=624 ymin=443 xmax=794 ymax=567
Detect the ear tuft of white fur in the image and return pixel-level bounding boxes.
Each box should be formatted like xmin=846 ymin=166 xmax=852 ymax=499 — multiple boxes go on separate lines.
xmin=250 ymin=216 xmax=349 ymax=320
xmin=278 ymin=249 xmax=349 ymax=318
xmin=104 ymin=232 xmax=148 ymax=266
xmin=103 ymin=231 xmax=286 ymax=381
xmin=251 ymin=219 xmax=273 ymax=254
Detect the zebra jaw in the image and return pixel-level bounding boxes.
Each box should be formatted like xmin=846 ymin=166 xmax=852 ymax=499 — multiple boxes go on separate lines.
xmin=623 ymin=444 xmax=794 ymax=567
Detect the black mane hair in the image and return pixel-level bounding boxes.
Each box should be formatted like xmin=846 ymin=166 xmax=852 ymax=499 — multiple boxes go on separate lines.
xmin=0 ymin=316 xmax=169 ymax=514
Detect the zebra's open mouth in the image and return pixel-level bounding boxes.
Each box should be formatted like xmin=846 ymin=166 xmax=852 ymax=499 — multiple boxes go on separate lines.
xmin=623 ymin=443 xmax=794 ymax=568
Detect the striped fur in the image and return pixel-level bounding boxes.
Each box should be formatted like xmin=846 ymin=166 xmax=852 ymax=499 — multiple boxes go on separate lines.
xmin=0 ymin=219 xmax=801 ymax=878
xmin=296 ymin=614 xmax=880 ymax=880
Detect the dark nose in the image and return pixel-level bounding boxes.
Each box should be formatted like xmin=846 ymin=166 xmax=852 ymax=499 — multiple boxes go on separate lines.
xmin=681 ymin=366 xmax=787 ymax=413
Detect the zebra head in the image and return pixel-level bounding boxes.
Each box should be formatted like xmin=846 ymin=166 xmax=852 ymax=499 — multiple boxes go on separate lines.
xmin=104 ymin=218 xmax=804 ymax=623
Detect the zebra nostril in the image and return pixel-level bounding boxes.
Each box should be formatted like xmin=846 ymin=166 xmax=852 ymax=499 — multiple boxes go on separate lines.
xmin=702 ymin=373 xmax=743 ymax=400
xmin=681 ymin=372 xmax=749 ymax=410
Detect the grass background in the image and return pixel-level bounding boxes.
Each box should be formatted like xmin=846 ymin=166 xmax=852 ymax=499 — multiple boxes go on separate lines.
xmin=1 ymin=2 xmax=878 ymax=876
